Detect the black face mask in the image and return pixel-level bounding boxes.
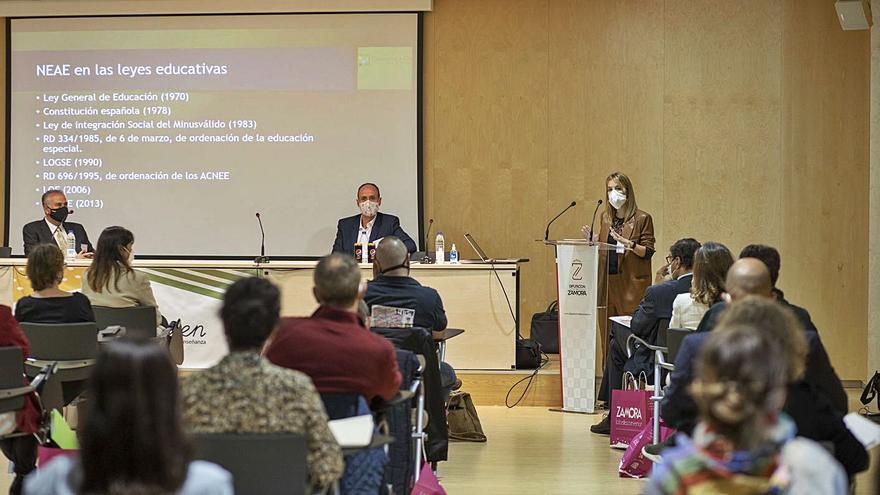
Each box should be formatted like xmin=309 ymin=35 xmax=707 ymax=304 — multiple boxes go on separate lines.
xmin=379 ymin=260 xmax=409 ymax=275
xmin=49 ymin=206 xmax=69 ymax=223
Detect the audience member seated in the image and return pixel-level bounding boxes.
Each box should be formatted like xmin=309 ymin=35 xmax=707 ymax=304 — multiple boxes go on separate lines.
xmin=265 ymin=253 xmax=402 ymax=402
xmin=696 ymin=243 xmax=817 ymax=334
xmin=670 ymin=242 xmax=732 ymax=330
xmin=180 ymin=277 xmax=344 ymax=490
xmin=647 ymin=323 xmax=848 ymax=494
xmin=660 ymin=273 xmax=865 ymax=478
xmin=591 ymin=238 xmax=700 ymax=435
xmin=14 ymin=244 xmax=95 ymax=324
xmin=0 ymin=305 xmax=40 ymax=495
xmin=365 ymin=236 xmax=459 ymax=398
xmin=81 ymin=226 xmax=163 ymax=327
xmin=25 ymin=338 xmax=233 ymax=495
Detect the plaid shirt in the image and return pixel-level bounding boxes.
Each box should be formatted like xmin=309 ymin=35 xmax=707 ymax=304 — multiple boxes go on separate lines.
xmin=180 ymin=351 xmax=344 ymax=489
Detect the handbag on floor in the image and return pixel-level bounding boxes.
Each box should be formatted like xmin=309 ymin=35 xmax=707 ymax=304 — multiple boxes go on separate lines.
xmin=609 ymin=371 xmax=653 ymax=449
xmin=530 ymin=301 xmax=559 ymax=353
xmin=619 ymin=419 xmax=673 ymax=478
xmin=447 ymin=391 xmax=487 ymax=442
xmin=411 ymin=463 xmax=447 ymax=495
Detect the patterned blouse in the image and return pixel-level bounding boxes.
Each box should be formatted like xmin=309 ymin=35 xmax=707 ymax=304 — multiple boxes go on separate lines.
xmin=180 ymin=351 xmax=344 ymax=489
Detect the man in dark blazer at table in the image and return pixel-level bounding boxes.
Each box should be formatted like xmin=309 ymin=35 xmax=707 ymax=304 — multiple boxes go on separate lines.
xmin=22 ymin=190 xmax=93 ymax=258
xmin=331 ymin=182 xmax=417 ymax=256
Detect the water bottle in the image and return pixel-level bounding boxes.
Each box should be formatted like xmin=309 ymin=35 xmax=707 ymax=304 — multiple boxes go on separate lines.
xmin=65 ymin=231 xmax=76 ymax=259
xmin=435 ymin=231 xmax=445 ymax=265
xmin=449 ymin=243 xmax=459 ymax=264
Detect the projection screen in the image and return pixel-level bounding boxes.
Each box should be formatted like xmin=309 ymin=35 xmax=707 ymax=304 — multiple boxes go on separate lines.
xmin=8 ymin=13 xmax=420 ymax=256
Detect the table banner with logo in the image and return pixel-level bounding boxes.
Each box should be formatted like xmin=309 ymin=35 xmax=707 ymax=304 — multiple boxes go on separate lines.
xmin=555 ymin=242 xmax=599 ymax=413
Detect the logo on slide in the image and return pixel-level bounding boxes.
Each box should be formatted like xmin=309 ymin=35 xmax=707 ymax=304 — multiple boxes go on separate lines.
xmin=571 ymin=259 xmax=583 ymax=281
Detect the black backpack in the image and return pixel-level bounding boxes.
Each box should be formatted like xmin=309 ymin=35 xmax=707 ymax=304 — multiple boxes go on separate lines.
xmin=529 ymin=301 xmax=559 ymax=353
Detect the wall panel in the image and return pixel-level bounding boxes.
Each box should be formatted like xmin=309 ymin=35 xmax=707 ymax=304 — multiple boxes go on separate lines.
xmin=782 ymin=0 xmax=870 ymax=378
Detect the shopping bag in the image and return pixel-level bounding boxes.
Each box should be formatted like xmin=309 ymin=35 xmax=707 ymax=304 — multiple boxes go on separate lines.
xmin=619 ymin=420 xmax=674 ymax=479
xmin=610 ymin=372 xmax=653 ymax=449
xmin=411 ymin=463 xmax=447 ymax=495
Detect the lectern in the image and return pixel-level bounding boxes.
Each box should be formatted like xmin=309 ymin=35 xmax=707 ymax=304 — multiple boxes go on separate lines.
xmin=544 ymin=239 xmax=614 ymax=413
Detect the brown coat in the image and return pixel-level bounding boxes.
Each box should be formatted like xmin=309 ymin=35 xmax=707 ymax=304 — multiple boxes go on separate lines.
xmin=598 ymin=208 xmax=655 ymax=317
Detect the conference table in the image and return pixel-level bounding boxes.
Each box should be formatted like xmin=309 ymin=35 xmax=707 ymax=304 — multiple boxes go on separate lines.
xmin=0 ymin=258 xmax=522 ymax=371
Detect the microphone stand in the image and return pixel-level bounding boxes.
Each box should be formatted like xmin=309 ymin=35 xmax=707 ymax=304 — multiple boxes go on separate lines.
xmin=544 ymin=201 xmax=577 ymax=242
xmin=588 ymin=199 xmax=603 ymax=245
xmin=255 ymin=212 xmax=269 ymax=264
xmin=422 ymin=218 xmax=434 ymax=264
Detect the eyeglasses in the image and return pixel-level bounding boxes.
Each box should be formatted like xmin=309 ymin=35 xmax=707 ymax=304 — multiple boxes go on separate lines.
xmin=665 ymin=256 xmax=677 ymax=265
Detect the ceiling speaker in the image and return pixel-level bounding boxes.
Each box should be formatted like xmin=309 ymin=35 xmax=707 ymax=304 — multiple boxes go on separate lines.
xmin=836 ymin=0 xmax=873 ymax=30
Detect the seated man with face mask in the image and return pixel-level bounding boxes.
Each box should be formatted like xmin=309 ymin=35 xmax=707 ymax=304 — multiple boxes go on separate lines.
xmin=365 ymin=236 xmax=459 ymax=399
xmin=331 ymin=183 xmax=417 ymax=257
xmin=22 ymin=190 xmax=93 ymax=258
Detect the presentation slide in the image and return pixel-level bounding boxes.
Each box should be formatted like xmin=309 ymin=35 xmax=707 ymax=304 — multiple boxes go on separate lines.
xmin=8 ymin=14 xmax=419 ymax=256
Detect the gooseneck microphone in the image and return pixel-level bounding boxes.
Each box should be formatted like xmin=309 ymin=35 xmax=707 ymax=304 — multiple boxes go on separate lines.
xmin=255 ymin=212 xmax=269 ymax=264
xmin=544 ymin=201 xmax=577 ymax=241
xmin=423 ymin=218 xmax=434 ymax=251
xmin=588 ymin=199 xmax=603 ymax=244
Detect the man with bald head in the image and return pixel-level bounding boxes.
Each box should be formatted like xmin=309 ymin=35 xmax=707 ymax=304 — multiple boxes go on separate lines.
xmin=365 ymin=236 xmax=459 ymax=396
xmin=331 ymin=183 xmax=417 ymax=257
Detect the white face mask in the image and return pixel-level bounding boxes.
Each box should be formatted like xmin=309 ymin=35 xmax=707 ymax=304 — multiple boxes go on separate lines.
xmin=125 ymin=247 xmax=135 ymax=264
xmin=359 ymin=200 xmax=379 ymax=218
xmin=608 ymin=189 xmax=627 ymax=210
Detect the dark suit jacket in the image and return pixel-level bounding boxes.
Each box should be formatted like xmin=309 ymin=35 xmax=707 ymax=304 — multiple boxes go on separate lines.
xmin=630 ymin=273 xmax=693 ymax=342
xmin=660 ymin=330 xmax=866 ymax=477
xmin=331 ymin=212 xmax=416 ymax=255
xmin=22 ymin=220 xmax=92 ymax=256
xmin=696 ymin=293 xmax=819 ymax=335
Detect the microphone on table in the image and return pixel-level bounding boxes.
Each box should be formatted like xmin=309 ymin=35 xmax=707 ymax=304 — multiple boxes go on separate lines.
xmin=544 ymin=201 xmax=577 ymax=242
xmin=255 ymin=212 xmax=269 ymax=264
xmin=422 ymin=218 xmax=435 ymax=263
xmin=588 ymin=199 xmax=603 ymax=244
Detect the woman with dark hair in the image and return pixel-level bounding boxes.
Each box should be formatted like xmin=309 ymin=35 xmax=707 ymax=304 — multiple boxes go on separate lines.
xmin=582 ymin=172 xmax=655 ymax=319
xmin=181 ymin=277 xmax=343 ymax=490
xmin=670 ymin=242 xmax=733 ymax=329
xmin=81 ymin=226 xmax=163 ymax=326
xmin=14 ymin=244 xmax=94 ymax=324
xmin=24 ymin=338 xmax=232 ymax=494
xmin=647 ymin=323 xmax=847 ymax=494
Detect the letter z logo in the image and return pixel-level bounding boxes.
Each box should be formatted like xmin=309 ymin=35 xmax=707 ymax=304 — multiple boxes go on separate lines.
xmin=571 ymin=259 xmax=583 ymax=281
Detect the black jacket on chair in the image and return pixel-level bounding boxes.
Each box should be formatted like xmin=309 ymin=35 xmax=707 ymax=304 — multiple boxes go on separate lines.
xmin=22 ymin=220 xmax=93 ymax=256
xmin=331 ymin=212 xmax=417 ymax=255
xmin=370 ymin=326 xmax=448 ymax=463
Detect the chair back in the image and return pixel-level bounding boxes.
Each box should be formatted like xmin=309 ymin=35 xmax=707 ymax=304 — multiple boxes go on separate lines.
xmin=0 ymin=347 xmax=25 ymax=413
xmin=0 ymin=247 xmax=11 ymax=258
xmin=654 ymin=318 xmax=671 ymax=347
xmin=93 ymin=306 xmax=157 ymax=339
xmin=192 ymin=433 xmax=308 ymax=495
xmin=20 ymin=322 xmax=98 ymax=360
xmin=666 ymin=328 xmax=690 ymax=364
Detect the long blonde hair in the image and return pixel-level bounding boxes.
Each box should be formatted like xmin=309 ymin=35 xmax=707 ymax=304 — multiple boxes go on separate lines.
xmin=603 ymin=172 xmax=638 ymax=222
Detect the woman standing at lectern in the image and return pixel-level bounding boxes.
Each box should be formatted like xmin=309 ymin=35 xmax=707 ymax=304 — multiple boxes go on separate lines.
xmin=582 ymin=172 xmax=655 ymax=318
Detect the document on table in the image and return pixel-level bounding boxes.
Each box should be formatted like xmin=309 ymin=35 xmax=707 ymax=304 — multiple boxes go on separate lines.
xmin=843 ymin=412 xmax=880 ymax=449
xmin=609 ymin=315 xmax=632 ymax=328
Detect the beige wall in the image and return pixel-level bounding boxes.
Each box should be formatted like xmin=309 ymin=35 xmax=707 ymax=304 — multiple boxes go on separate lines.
xmin=423 ymin=0 xmax=870 ymax=380
xmin=0 ymin=0 xmax=871 ymax=379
